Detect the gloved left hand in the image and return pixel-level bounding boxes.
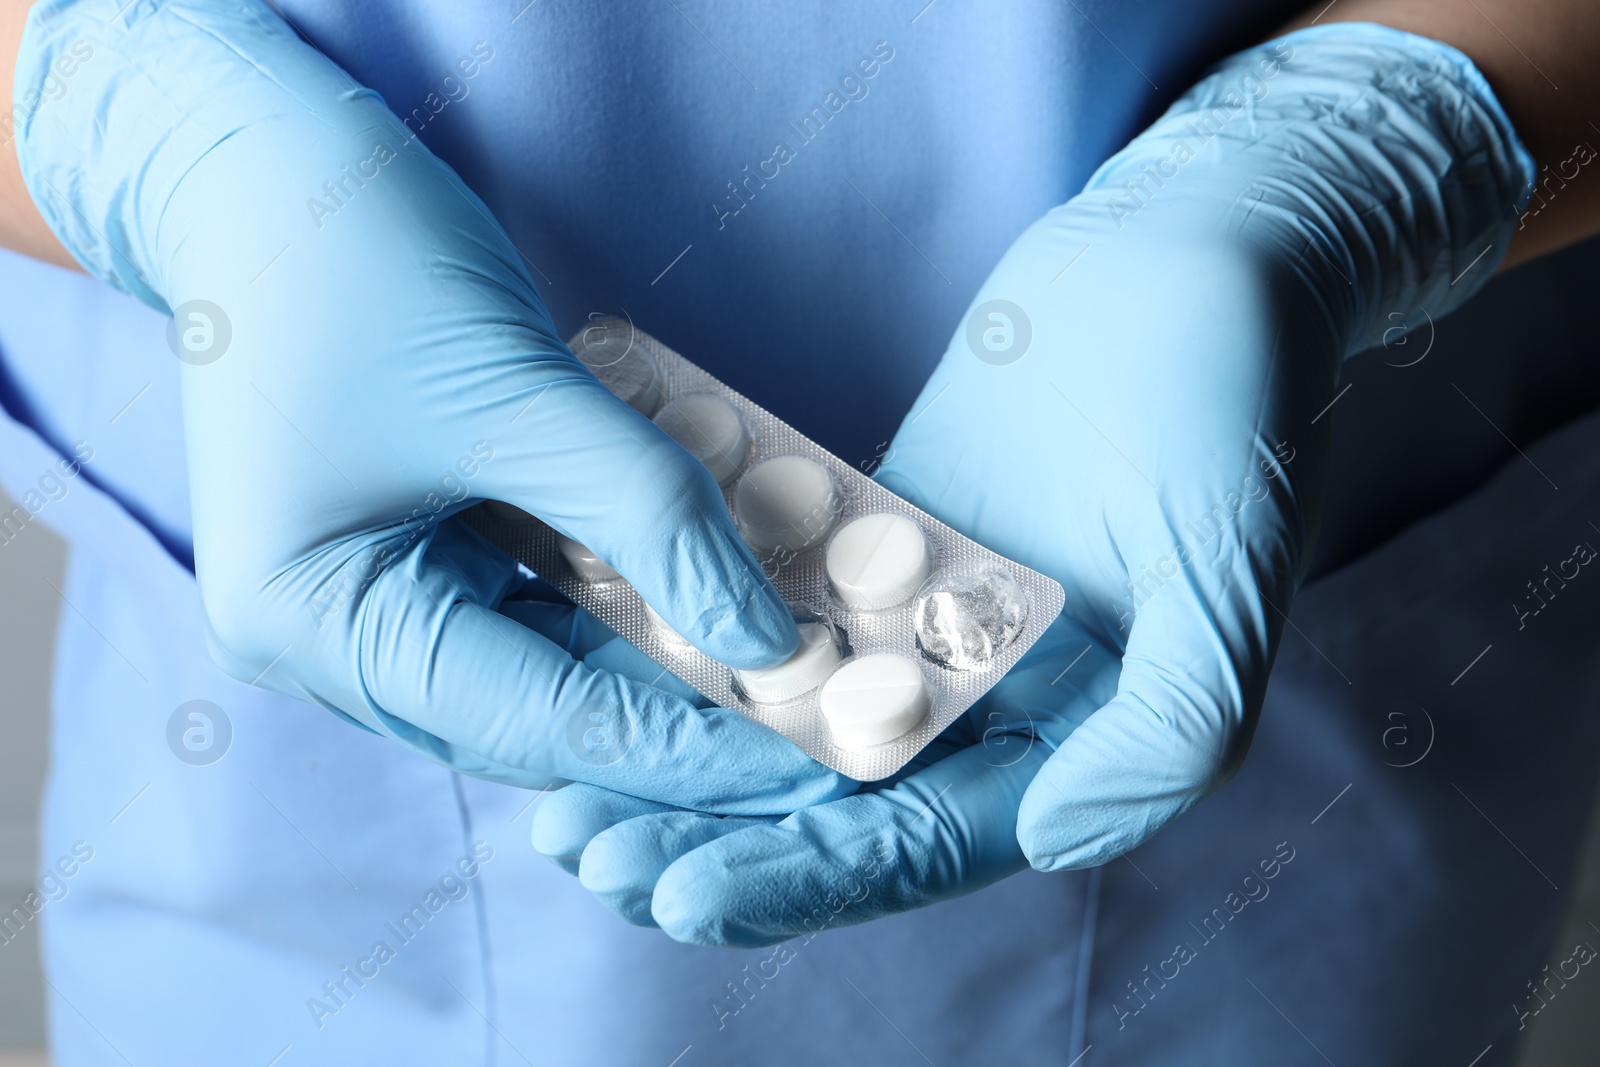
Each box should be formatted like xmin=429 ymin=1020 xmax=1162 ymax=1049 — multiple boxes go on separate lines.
xmin=532 ymin=23 xmax=1534 ymax=944
xmin=13 ymin=0 xmax=851 ymax=815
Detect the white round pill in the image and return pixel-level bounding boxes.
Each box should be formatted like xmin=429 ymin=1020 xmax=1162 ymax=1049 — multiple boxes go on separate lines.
xmin=826 ymin=513 xmax=932 ymax=611
xmin=819 ymin=653 xmax=930 ymax=749
xmin=579 ymin=327 xmax=663 ymax=416
xmin=653 ymin=393 xmax=751 ymax=485
xmin=556 ymin=534 xmax=621 ymax=583
xmin=735 ymin=455 xmax=840 ymax=554
xmin=733 ymin=622 xmax=841 ymax=704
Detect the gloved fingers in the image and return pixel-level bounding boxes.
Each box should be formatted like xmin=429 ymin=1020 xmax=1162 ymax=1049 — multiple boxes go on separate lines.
xmin=1016 ymin=573 xmax=1268 ymax=871
xmin=580 ymin=809 xmax=769 ymax=927
xmin=530 ymin=784 xmax=679 ymax=876
xmin=644 ymin=743 xmax=1048 ymax=948
xmin=967 ymin=616 xmax=1124 ymax=749
xmin=473 ymin=366 xmax=797 ymax=671
xmin=871 ymin=724 xmax=978 ymax=785
xmin=346 ymin=521 xmax=849 ymax=813
xmin=497 ymin=589 xmax=708 ymax=706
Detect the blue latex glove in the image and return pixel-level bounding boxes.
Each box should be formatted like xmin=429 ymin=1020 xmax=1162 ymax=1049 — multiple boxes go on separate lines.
xmin=14 ymin=0 xmax=850 ymax=814
xmin=532 ymin=24 xmax=1534 ymax=943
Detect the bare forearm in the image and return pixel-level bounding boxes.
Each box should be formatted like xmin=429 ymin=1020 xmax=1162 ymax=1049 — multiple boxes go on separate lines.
xmin=1 ymin=0 xmax=74 ymax=268
xmin=1289 ymin=0 xmax=1600 ymax=268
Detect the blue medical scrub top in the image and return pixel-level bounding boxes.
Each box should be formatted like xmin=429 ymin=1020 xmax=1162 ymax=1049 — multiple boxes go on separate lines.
xmin=4 ymin=2 xmax=1600 ymax=1065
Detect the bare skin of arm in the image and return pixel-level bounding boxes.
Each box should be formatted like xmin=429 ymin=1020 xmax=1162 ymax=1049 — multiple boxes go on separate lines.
xmin=0 ymin=0 xmax=1595 ymax=271
xmin=0 ymin=1 xmax=73 ymax=268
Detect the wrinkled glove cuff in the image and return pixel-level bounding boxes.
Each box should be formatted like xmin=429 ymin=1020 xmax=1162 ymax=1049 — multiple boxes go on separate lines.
xmin=14 ymin=0 xmax=389 ymax=312
xmin=1079 ymin=22 xmax=1536 ymax=356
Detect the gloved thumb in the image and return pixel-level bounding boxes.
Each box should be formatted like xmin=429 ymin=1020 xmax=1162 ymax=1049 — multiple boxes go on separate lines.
xmin=1016 ymin=576 xmax=1268 ymax=870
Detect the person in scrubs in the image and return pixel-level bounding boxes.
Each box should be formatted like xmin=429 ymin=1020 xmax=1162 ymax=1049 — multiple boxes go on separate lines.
xmin=0 ymin=0 xmax=1597 ymax=1064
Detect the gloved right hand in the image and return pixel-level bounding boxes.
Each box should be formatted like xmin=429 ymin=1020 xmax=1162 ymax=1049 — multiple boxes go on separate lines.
xmin=528 ymin=22 xmax=1536 ymax=942
xmin=13 ymin=0 xmax=848 ymax=813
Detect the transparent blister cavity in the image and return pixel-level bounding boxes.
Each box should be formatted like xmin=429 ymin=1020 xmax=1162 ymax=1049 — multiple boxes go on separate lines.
xmin=913 ymin=566 xmax=1029 ymax=671
xmin=463 ymin=320 xmax=1065 ymax=781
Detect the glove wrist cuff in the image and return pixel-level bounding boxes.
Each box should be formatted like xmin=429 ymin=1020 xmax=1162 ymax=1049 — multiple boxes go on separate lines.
xmin=13 ymin=0 xmax=393 ymax=313
xmin=1079 ymin=23 xmax=1536 ymax=358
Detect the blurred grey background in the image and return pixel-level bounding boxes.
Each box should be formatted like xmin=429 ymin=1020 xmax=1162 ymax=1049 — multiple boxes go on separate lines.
xmin=0 ymin=485 xmax=62 ymax=1067
xmin=0 ymin=484 xmax=1596 ymax=1066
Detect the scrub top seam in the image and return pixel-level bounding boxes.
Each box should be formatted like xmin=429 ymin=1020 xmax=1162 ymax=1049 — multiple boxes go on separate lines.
xmin=0 ymin=345 xmax=196 ymax=572
xmin=1070 ymin=865 xmax=1103 ymax=1060
xmin=452 ymin=772 xmax=498 ymax=1067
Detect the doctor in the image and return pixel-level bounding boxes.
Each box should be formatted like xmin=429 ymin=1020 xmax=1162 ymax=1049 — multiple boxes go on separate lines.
xmin=1 ymin=0 xmax=1598 ymax=1064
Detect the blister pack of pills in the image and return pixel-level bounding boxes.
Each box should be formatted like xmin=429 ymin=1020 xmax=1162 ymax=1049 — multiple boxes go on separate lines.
xmin=466 ymin=319 xmax=1065 ymax=781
